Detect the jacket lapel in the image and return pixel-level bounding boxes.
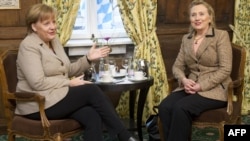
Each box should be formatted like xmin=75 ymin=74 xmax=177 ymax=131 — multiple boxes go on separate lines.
xmin=186 ymin=27 xmax=215 ymax=60
xmin=196 ymin=27 xmax=215 ymax=59
xmin=187 ymin=32 xmax=197 ymax=61
xmin=30 ymin=33 xmax=63 ymax=60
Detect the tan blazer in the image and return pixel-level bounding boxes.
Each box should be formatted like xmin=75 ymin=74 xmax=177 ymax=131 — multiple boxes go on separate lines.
xmin=173 ymin=27 xmax=232 ymax=101
xmin=15 ymin=33 xmax=91 ymax=115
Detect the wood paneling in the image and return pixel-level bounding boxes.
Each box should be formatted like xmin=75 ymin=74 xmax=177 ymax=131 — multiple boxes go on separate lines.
xmin=157 ymin=0 xmax=234 ymax=24
xmin=0 ymin=10 xmax=20 ymax=26
xmin=0 ymin=0 xmax=41 ymax=47
xmin=0 ymin=27 xmax=27 ymax=39
xmin=0 ymin=0 xmax=41 ymax=26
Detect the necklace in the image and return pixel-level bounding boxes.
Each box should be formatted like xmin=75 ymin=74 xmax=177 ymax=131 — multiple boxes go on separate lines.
xmin=194 ymin=36 xmax=204 ymax=44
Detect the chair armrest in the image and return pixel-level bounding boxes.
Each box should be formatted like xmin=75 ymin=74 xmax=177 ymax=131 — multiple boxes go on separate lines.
xmin=227 ymin=82 xmax=234 ymax=115
xmin=167 ymin=76 xmax=242 ymax=116
xmin=232 ymin=77 xmax=243 ymax=88
xmin=226 ymin=77 xmax=244 ymax=115
xmin=167 ymin=76 xmax=243 ymax=115
xmin=13 ymin=92 xmax=51 ymax=128
xmin=168 ymin=77 xmax=178 ymax=92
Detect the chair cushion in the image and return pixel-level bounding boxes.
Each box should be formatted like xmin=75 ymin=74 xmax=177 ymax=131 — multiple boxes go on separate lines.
xmin=193 ymin=103 xmax=240 ymax=123
xmin=194 ymin=107 xmax=229 ymax=123
xmin=11 ymin=116 xmax=82 ymax=135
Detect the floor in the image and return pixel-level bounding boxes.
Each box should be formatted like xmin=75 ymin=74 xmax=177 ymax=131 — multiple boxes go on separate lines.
xmin=0 ymin=115 xmax=249 ymax=141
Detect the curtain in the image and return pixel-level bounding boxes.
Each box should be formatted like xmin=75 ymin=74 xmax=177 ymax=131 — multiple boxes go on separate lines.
xmin=232 ymin=0 xmax=250 ymax=115
xmin=117 ymin=0 xmax=169 ymax=121
xmin=42 ymin=0 xmax=81 ymax=46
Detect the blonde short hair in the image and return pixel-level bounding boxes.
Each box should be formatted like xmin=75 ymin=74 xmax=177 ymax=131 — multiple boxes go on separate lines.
xmin=26 ymin=4 xmax=56 ymax=33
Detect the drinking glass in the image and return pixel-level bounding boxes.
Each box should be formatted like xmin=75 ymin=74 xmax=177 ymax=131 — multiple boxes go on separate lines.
xmin=109 ymin=59 xmax=116 ymax=66
xmin=109 ymin=59 xmax=117 ymax=75
xmin=122 ymin=58 xmax=129 ymax=74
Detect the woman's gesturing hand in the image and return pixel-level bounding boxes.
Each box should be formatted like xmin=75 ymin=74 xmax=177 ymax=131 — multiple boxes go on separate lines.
xmin=86 ymin=43 xmax=111 ymax=61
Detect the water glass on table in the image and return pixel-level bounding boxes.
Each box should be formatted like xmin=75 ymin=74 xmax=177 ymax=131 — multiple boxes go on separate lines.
xmin=109 ymin=59 xmax=118 ymax=75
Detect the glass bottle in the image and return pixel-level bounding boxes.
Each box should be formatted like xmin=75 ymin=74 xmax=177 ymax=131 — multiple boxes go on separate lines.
xmin=128 ymin=56 xmax=134 ymax=78
xmin=99 ymin=58 xmax=105 ymax=79
xmin=90 ymin=63 xmax=97 ymax=82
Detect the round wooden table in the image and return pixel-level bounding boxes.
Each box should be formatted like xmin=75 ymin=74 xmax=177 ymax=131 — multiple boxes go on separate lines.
xmin=95 ymin=76 xmax=154 ymax=141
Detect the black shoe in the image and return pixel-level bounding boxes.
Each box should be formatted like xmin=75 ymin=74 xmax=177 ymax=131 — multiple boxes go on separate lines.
xmin=128 ymin=137 xmax=138 ymax=141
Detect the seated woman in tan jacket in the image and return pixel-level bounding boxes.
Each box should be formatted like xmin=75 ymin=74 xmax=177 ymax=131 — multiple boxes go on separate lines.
xmin=16 ymin=3 xmax=137 ymax=141
xmin=158 ymin=0 xmax=232 ymax=141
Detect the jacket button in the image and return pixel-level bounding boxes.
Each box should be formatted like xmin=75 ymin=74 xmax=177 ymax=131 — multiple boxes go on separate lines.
xmin=63 ymin=73 xmax=65 ymax=76
xmin=61 ymin=62 xmax=64 ymax=66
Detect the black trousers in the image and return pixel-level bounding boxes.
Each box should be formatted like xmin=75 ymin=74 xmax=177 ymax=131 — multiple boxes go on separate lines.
xmin=25 ymin=84 xmax=126 ymax=141
xmin=158 ymin=90 xmax=227 ymax=141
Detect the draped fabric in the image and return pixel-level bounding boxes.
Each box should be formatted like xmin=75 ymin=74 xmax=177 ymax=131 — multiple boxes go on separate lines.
xmin=42 ymin=0 xmax=81 ymax=46
xmin=232 ymin=0 xmax=250 ymax=115
xmin=117 ymin=0 xmax=169 ymax=121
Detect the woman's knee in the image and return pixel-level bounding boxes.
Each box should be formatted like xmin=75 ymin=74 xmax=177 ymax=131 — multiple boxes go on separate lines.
xmin=159 ymin=99 xmax=172 ymax=116
xmin=83 ymin=84 xmax=105 ymax=97
xmin=71 ymin=106 xmax=102 ymax=126
xmin=172 ymin=102 xmax=193 ymax=117
xmin=159 ymin=96 xmax=173 ymax=110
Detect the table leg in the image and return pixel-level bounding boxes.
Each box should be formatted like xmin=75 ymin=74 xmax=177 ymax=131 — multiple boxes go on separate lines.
xmin=129 ymin=90 xmax=136 ymax=119
xmin=137 ymin=87 xmax=150 ymax=141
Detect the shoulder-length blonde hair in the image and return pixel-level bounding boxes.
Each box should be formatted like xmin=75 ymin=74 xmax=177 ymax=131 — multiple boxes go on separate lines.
xmin=26 ymin=3 xmax=56 ymax=34
xmin=188 ymin=0 xmax=216 ymax=32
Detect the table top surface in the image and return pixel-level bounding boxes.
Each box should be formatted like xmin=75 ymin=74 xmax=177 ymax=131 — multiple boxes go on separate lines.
xmin=95 ymin=76 xmax=153 ymax=85
xmin=95 ymin=76 xmax=154 ymax=92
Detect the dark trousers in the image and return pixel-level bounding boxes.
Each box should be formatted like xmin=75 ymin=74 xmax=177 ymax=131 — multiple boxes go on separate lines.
xmin=158 ymin=90 xmax=227 ymax=141
xmin=25 ymin=84 xmax=126 ymax=141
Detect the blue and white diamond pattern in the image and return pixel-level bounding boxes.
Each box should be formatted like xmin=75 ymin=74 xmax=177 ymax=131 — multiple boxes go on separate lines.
xmin=97 ymin=0 xmax=113 ymax=29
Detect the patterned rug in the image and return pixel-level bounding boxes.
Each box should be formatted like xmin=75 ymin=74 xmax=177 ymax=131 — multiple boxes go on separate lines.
xmin=0 ymin=115 xmax=249 ymax=141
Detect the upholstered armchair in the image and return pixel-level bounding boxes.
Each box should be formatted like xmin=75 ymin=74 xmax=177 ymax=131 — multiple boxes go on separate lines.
xmin=0 ymin=48 xmax=83 ymax=141
xmin=158 ymin=43 xmax=246 ymax=141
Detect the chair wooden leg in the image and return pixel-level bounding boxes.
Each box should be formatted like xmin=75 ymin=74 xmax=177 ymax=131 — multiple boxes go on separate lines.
xmin=219 ymin=126 xmax=224 ymax=141
xmin=188 ymin=130 xmax=192 ymax=141
xmin=53 ymin=133 xmax=63 ymax=141
xmin=219 ymin=121 xmax=225 ymax=141
xmin=158 ymin=117 xmax=165 ymax=141
xmin=237 ymin=116 xmax=242 ymax=124
xmin=7 ymin=132 xmax=15 ymax=141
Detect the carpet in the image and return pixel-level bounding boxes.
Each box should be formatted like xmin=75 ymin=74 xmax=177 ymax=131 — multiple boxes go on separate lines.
xmin=0 ymin=115 xmax=249 ymax=141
